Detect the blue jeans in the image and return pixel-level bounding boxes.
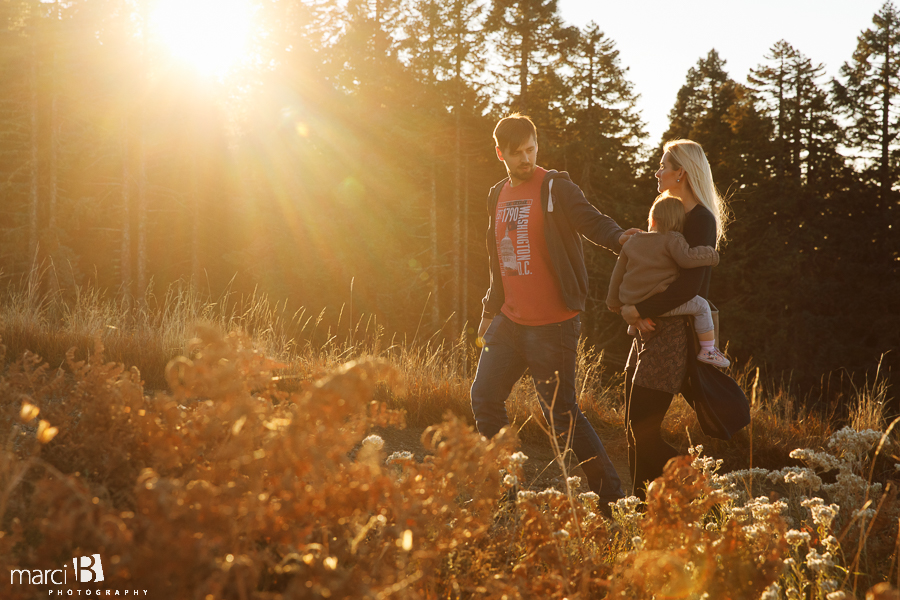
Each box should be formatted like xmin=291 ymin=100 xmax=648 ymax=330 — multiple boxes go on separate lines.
xmin=470 ymin=313 xmax=624 ymax=503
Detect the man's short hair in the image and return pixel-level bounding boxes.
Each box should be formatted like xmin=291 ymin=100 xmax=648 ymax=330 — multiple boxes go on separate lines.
xmin=493 ymin=113 xmax=537 ymax=154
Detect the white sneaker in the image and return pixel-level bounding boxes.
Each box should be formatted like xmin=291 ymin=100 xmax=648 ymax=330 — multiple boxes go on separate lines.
xmin=697 ymin=347 xmax=730 ymax=368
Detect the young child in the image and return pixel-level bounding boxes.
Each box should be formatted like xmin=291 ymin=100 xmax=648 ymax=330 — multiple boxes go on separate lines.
xmin=607 ymin=193 xmax=730 ymax=368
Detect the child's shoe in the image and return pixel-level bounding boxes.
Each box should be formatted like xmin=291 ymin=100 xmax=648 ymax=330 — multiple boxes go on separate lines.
xmin=697 ymin=347 xmax=730 ymax=368
xmin=627 ymin=325 xmax=637 ymax=336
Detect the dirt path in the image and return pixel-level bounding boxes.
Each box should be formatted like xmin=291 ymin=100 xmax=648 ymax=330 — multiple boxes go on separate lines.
xmin=372 ymin=424 xmax=633 ymax=496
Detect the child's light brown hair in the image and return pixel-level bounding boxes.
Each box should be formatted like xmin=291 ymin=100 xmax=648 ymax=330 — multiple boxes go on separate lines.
xmin=648 ymin=192 xmax=685 ymax=234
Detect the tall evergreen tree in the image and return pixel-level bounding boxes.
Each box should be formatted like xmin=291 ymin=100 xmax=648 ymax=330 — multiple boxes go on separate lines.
xmin=660 ymin=49 xmax=770 ymax=192
xmin=402 ymin=0 xmax=489 ymax=333
xmin=562 ymin=24 xmax=647 ymax=347
xmin=485 ymin=0 xmax=569 ymax=119
xmin=835 ymin=0 xmax=900 ymax=203
xmin=749 ymin=41 xmax=843 ymax=193
xmin=566 ymin=22 xmax=644 ymax=202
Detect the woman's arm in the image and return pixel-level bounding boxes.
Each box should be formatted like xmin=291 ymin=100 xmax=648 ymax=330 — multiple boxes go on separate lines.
xmin=633 ymin=208 xmax=717 ymax=318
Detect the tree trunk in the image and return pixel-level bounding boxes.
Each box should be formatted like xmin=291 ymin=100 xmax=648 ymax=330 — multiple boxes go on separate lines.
xmin=121 ymin=117 xmax=132 ymax=305
xmin=191 ymin=151 xmax=201 ymax=287
xmin=429 ymin=161 xmax=440 ymax=332
xmin=48 ymin=35 xmax=59 ymax=294
xmin=519 ymin=27 xmax=529 ymax=112
xmin=136 ymin=0 xmax=149 ymax=304
xmin=451 ymin=56 xmax=463 ymax=336
xmin=28 ymin=18 xmax=39 ymax=266
xmin=136 ymin=124 xmax=147 ymax=303
xmin=882 ymin=33 xmax=892 ymax=204
xmin=462 ymin=155 xmax=469 ymax=346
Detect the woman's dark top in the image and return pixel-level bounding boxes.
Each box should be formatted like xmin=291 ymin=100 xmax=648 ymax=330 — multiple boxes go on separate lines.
xmin=635 ymin=204 xmax=717 ymax=318
xmin=625 ymin=203 xmax=719 ymax=395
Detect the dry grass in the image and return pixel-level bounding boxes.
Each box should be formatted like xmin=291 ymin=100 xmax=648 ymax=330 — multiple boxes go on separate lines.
xmin=1 ymin=277 xmax=899 ymax=598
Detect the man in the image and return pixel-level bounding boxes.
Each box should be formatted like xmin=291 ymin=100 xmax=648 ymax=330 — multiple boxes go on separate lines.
xmin=471 ymin=113 xmax=637 ymax=510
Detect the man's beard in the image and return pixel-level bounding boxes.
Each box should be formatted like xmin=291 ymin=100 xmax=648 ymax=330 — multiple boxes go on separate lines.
xmin=516 ymin=164 xmax=534 ymax=178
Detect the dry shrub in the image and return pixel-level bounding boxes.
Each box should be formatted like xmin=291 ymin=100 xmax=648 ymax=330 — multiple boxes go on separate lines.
xmin=2 ymin=328 xmax=897 ymax=599
xmin=608 ymin=455 xmax=787 ymax=599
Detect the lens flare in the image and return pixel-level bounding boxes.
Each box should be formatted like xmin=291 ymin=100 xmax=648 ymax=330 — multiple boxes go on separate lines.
xmin=151 ymin=0 xmax=254 ymax=77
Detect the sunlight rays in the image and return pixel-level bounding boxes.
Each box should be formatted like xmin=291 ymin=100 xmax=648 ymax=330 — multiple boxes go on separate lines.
xmin=151 ymin=0 xmax=255 ymax=78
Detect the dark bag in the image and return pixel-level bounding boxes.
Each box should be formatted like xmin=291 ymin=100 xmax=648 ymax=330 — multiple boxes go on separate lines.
xmin=681 ymin=309 xmax=750 ymax=441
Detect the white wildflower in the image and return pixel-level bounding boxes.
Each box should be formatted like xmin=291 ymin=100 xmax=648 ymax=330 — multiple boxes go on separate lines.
xmin=362 ymin=434 xmax=385 ymax=449
xmin=579 ymin=491 xmax=599 ymax=508
xmin=552 ymin=529 xmax=570 ymax=540
xmin=827 ymin=426 xmax=882 ymax=458
xmin=692 ymin=455 xmax=723 ymax=474
xmin=509 ymin=451 xmax=529 ymax=465
xmin=517 ymin=490 xmax=537 ymax=501
xmin=802 ymin=497 xmax=840 ymax=531
xmin=790 ymin=448 xmax=842 ymax=472
xmin=783 ymin=557 xmax=796 ymax=567
xmin=742 ymin=523 xmax=766 ymax=542
xmin=820 ymin=579 xmax=838 ymax=592
xmin=806 ymin=549 xmax=835 ymax=573
xmin=761 ymin=582 xmax=781 ymax=600
xmin=826 ymin=591 xmax=848 ymax=600
xmin=822 ymin=535 xmax=840 ymax=553
xmin=566 ymin=476 xmax=582 ymax=489
xmin=385 ymin=450 xmax=414 ymax=465
xmin=503 ymin=474 xmax=518 ymax=488
xmin=621 ymin=496 xmax=642 ymax=510
xmin=854 ymin=506 xmax=876 ymax=521
xmin=746 ymin=496 xmax=788 ymax=520
xmin=631 ymin=536 xmax=644 ymax=550
xmin=705 ymin=522 xmax=718 ymax=531
xmin=728 ymin=505 xmax=750 ymax=522
xmin=822 ymin=471 xmax=872 ymax=498
xmin=782 ymin=467 xmax=823 ymax=491
xmin=784 ymin=530 xmax=811 ymax=546
xmin=536 ymin=488 xmax=565 ymax=502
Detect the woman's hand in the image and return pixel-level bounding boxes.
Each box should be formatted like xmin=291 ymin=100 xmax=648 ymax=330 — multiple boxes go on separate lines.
xmin=621 ymin=305 xmax=656 ymax=333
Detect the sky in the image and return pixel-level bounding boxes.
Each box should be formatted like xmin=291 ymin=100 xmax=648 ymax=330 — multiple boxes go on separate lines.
xmin=558 ymin=0 xmax=889 ymax=147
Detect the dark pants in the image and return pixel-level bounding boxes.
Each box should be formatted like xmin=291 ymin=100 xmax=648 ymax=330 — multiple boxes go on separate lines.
xmin=624 ymin=368 xmax=680 ymax=499
xmin=471 ymin=313 xmax=624 ymax=504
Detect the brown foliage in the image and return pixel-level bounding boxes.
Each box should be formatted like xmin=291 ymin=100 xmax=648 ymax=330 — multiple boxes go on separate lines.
xmin=2 ymin=328 xmax=892 ymax=599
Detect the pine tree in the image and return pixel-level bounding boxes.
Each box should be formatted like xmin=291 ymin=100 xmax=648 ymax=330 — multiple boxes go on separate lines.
xmin=565 ymin=22 xmax=644 ymax=202
xmin=0 ymin=0 xmax=33 ymax=275
xmin=485 ymin=0 xmax=569 ymax=118
xmin=835 ymin=0 xmax=900 ymax=203
xmin=660 ymin=49 xmax=770 ymax=192
xmin=749 ymin=41 xmax=843 ymax=193
xmin=402 ymin=0 xmax=488 ymax=334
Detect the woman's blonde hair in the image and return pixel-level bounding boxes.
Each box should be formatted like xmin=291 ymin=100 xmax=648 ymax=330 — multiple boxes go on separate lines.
xmin=663 ymin=139 xmax=731 ymax=248
xmin=649 ymin=192 xmax=685 ymax=234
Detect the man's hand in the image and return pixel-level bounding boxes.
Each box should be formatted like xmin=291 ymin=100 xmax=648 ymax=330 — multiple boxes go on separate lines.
xmin=618 ymin=228 xmax=643 ymax=246
xmin=621 ymin=304 xmax=655 ymax=333
xmin=477 ymin=317 xmax=494 ymax=347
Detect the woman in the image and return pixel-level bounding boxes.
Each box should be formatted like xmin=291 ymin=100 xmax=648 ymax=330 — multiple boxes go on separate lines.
xmin=619 ymin=139 xmax=732 ymax=498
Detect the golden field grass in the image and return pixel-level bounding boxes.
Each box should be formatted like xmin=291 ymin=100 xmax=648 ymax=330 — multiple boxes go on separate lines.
xmin=0 ymin=278 xmax=898 ymax=599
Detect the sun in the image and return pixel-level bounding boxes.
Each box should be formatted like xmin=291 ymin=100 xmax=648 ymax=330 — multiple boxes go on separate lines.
xmin=151 ymin=0 xmax=255 ymax=77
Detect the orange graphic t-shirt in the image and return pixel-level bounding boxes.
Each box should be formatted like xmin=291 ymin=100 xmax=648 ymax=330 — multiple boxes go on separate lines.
xmin=495 ymin=167 xmax=579 ymax=326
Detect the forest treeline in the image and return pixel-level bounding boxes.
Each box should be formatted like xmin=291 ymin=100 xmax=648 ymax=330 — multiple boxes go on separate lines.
xmin=0 ymin=0 xmax=897 ymax=399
